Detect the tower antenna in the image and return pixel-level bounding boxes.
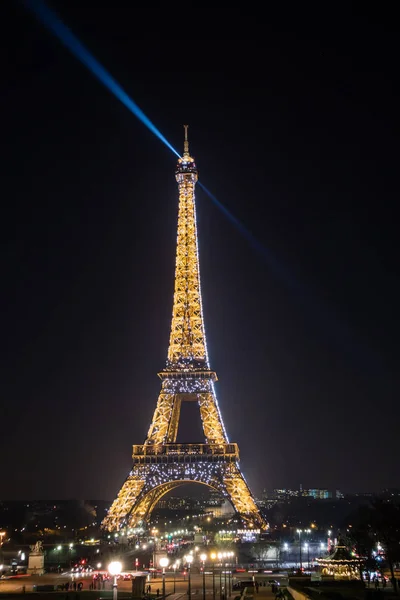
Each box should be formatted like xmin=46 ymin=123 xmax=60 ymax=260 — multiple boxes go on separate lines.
xmin=183 ymin=124 xmax=189 ymax=155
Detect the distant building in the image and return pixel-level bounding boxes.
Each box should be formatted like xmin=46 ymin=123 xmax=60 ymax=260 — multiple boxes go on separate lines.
xmin=307 ymin=489 xmax=332 ymax=499
xmin=262 ymin=487 xmax=343 ymax=502
xmin=204 ymin=500 xmax=234 ymax=518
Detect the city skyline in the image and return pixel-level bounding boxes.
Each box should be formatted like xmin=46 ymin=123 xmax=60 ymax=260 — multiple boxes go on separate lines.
xmin=1 ymin=4 xmax=399 ymax=500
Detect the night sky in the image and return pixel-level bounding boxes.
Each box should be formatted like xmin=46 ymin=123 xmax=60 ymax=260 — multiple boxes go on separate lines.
xmin=1 ymin=4 xmax=399 ymax=500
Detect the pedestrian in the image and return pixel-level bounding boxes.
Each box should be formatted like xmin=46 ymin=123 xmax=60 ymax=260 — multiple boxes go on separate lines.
xmin=157 ymin=588 xmax=160 ymax=597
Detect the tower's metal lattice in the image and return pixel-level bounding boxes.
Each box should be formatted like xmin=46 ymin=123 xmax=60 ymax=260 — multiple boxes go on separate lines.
xmin=102 ymin=127 xmax=267 ymax=532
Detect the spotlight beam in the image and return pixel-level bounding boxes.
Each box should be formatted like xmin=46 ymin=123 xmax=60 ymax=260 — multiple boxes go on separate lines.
xmin=22 ymin=0 xmax=180 ymax=158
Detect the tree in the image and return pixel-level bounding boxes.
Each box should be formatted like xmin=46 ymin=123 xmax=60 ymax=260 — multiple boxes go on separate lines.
xmin=347 ymin=500 xmax=400 ymax=594
xmin=369 ymin=500 xmax=400 ymax=594
xmin=346 ymin=504 xmax=377 ymax=582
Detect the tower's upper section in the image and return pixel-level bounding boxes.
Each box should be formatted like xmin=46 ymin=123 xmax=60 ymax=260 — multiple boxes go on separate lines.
xmin=175 ymin=124 xmax=198 ymax=182
xmin=165 ymin=126 xmax=209 ymax=373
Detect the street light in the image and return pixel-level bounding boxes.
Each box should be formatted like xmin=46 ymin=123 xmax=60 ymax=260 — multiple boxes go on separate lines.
xmin=304 ymin=543 xmax=310 ymax=571
xmin=222 ymin=553 xmax=227 ymax=600
xmin=108 ymin=561 xmax=122 ymax=600
xmin=160 ymin=557 xmax=169 ymax=599
xmin=283 ymin=541 xmax=289 ymax=565
xmin=297 ymin=529 xmax=311 ymax=572
xmin=185 ymin=554 xmax=193 ymax=599
xmin=217 ymin=553 xmax=223 ymax=600
xmin=173 ymin=560 xmax=180 ymax=593
xmin=200 ymin=554 xmax=207 ymax=600
xmin=297 ymin=530 xmax=303 ymax=571
xmin=227 ymin=552 xmax=234 ymax=596
xmin=210 ymin=552 xmax=216 ymax=600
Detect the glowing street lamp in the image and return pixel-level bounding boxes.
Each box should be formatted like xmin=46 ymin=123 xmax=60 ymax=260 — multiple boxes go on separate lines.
xmin=108 ymin=561 xmax=122 ymax=600
xmin=160 ymin=557 xmax=169 ymax=599
xmin=184 ymin=555 xmax=193 ymax=599
xmin=200 ymin=554 xmax=207 ymax=600
xmin=222 ymin=554 xmax=228 ymax=598
xmin=304 ymin=543 xmax=310 ymax=570
xmin=217 ymin=553 xmax=223 ymax=600
xmin=210 ymin=552 xmax=216 ymax=600
xmin=297 ymin=529 xmax=310 ymax=571
xmin=173 ymin=560 xmax=180 ymax=593
xmin=227 ymin=552 xmax=234 ymax=596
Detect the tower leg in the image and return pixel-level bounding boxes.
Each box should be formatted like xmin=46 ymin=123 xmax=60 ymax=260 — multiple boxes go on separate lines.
xmin=102 ymin=476 xmax=145 ymax=531
xmin=145 ymin=393 xmax=175 ymax=445
xmin=198 ymin=392 xmax=227 ymax=445
xmin=223 ymin=463 xmax=266 ymax=529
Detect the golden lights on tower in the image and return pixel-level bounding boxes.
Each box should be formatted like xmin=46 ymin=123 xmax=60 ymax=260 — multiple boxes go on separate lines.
xmin=102 ymin=127 xmax=266 ymax=532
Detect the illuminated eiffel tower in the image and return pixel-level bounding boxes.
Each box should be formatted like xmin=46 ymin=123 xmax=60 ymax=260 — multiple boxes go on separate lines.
xmin=102 ymin=127 xmax=267 ymax=532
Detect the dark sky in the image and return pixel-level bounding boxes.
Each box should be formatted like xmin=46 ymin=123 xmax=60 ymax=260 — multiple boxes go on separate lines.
xmin=1 ymin=3 xmax=399 ymax=500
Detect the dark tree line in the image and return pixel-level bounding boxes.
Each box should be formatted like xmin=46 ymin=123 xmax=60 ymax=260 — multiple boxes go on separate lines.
xmin=346 ymin=500 xmax=400 ymax=594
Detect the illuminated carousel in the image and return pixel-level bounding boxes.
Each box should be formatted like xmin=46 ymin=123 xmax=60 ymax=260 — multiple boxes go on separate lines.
xmin=317 ymin=540 xmax=361 ymax=580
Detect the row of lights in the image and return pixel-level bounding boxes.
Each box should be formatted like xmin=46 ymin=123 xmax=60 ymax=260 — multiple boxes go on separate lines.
xmin=158 ymin=550 xmax=236 ymax=569
xmin=283 ymin=542 xmax=326 ymax=551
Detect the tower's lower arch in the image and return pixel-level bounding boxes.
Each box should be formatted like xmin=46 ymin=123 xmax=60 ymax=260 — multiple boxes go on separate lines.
xmin=129 ymin=479 xmax=228 ymax=526
xmin=103 ymin=450 xmax=267 ymax=532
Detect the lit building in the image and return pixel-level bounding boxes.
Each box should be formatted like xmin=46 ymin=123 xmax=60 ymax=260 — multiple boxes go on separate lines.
xmin=307 ymin=489 xmax=332 ymax=500
xmin=317 ymin=539 xmax=361 ymax=579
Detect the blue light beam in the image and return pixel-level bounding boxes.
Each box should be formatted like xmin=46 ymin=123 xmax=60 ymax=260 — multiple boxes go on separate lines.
xmin=22 ymin=0 xmax=180 ymax=158
xmin=198 ymin=182 xmax=385 ymax=375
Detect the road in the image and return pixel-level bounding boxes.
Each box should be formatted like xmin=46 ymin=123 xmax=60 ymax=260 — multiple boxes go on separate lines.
xmin=0 ymin=572 xmax=283 ymax=597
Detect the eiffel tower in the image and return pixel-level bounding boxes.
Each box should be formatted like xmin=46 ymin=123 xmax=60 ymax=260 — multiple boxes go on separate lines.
xmin=102 ymin=126 xmax=267 ymax=532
